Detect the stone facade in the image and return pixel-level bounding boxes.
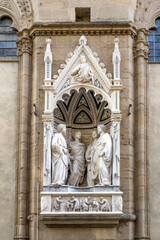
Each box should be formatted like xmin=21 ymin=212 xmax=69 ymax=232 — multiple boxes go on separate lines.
xmin=0 ymin=1 xmax=160 ymax=240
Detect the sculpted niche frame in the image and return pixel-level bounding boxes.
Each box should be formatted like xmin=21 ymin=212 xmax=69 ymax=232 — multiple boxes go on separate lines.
xmin=41 ymin=36 xmax=123 ymax=226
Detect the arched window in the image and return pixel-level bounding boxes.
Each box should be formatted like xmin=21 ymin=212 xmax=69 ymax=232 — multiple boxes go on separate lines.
xmin=0 ymin=16 xmax=18 ymax=60
xmin=149 ymin=18 xmax=160 ymax=62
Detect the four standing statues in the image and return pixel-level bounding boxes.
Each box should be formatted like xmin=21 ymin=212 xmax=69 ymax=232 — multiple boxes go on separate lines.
xmin=50 ymin=124 xmax=113 ymax=187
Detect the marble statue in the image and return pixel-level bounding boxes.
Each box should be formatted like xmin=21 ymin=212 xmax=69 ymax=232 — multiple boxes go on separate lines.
xmin=85 ymin=130 xmax=99 ymax=186
xmin=68 ymin=131 xmax=86 ymax=186
xmin=95 ymin=124 xmax=112 ymax=185
xmin=51 ymin=124 xmax=70 ymax=185
xmin=70 ymin=55 xmax=94 ymax=84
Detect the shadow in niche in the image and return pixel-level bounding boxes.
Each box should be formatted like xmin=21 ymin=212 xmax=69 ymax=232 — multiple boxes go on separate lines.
xmin=52 ymin=88 xmax=112 ymax=188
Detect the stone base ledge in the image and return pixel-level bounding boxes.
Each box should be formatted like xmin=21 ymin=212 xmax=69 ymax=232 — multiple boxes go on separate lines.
xmin=41 ymin=212 xmax=123 ymax=228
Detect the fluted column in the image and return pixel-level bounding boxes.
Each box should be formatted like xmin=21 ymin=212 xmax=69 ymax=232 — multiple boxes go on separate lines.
xmin=15 ymin=30 xmax=32 ymax=240
xmin=134 ymin=29 xmax=149 ymax=240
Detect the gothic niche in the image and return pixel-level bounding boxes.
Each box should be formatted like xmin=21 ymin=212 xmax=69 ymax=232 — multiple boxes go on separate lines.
xmin=41 ymin=36 xmax=123 ymax=218
xmin=52 ymin=88 xmax=111 ymax=187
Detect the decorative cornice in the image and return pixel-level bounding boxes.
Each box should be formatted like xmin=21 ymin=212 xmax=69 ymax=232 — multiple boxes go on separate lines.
xmin=29 ymin=22 xmax=137 ymax=39
xmin=17 ymin=37 xmax=32 ymax=56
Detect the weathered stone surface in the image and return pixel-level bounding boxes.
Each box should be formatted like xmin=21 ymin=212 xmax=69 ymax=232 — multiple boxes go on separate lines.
xmin=0 ymin=62 xmax=18 ymax=239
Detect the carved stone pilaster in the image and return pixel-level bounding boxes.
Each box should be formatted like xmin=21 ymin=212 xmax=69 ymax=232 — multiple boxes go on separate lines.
xmin=134 ymin=27 xmax=149 ymax=239
xmin=16 ymin=30 xmax=32 ymax=240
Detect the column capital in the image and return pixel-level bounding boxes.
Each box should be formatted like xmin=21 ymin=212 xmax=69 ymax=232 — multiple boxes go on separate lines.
xmin=17 ymin=37 xmax=33 ymax=56
xmin=133 ymin=28 xmax=149 ymax=59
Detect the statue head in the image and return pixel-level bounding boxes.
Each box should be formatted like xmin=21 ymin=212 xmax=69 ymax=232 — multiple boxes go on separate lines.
xmin=92 ymin=130 xmax=98 ymax=139
xmin=80 ymin=55 xmax=86 ymax=64
xmin=57 ymin=124 xmax=66 ymax=135
xmin=97 ymin=124 xmax=106 ymax=134
xmin=74 ymin=131 xmax=81 ymax=140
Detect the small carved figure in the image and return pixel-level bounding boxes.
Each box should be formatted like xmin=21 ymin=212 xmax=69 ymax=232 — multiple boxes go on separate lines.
xmin=70 ymin=55 xmax=94 ymax=84
xmin=99 ymin=197 xmax=111 ymax=212
xmin=69 ymin=196 xmax=80 ymax=212
xmin=54 ymin=196 xmax=63 ymax=211
xmin=86 ymin=130 xmax=99 ymax=186
xmin=92 ymin=198 xmax=99 ymax=212
xmin=82 ymin=196 xmax=92 ymax=212
xmin=51 ymin=124 xmax=70 ymax=185
xmin=95 ymin=125 xmax=112 ymax=185
xmin=68 ymin=131 xmax=86 ymax=186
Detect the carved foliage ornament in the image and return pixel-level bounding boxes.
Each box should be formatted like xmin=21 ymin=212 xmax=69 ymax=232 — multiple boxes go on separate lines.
xmin=16 ymin=0 xmax=32 ymax=17
xmin=0 ymin=0 xmax=12 ymax=10
xmin=17 ymin=37 xmax=33 ymax=56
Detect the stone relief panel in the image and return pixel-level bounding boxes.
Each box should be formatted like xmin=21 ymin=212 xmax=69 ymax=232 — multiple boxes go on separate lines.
xmin=51 ymin=196 xmax=112 ymax=213
xmin=41 ymin=193 xmax=123 ymax=214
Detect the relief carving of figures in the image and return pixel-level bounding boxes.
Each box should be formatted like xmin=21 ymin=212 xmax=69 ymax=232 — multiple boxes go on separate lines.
xmin=69 ymin=196 xmax=80 ymax=212
xmin=70 ymin=55 xmax=94 ymax=84
xmin=43 ymin=123 xmax=53 ymax=176
xmin=82 ymin=196 xmax=92 ymax=212
xmin=51 ymin=196 xmax=112 ymax=213
xmin=86 ymin=130 xmax=99 ymax=186
xmin=68 ymin=131 xmax=86 ymax=186
xmin=95 ymin=125 xmax=112 ymax=185
xmin=92 ymin=199 xmax=100 ymax=212
xmin=54 ymin=196 xmax=63 ymax=211
xmin=51 ymin=124 xmax=70 ymax=185
xmin=99 ymin=197 xmax=111 ymax=212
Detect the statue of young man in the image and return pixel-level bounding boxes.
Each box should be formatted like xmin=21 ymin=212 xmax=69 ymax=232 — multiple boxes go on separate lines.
xmin=68 ymin=131 xmax=86 ymax=186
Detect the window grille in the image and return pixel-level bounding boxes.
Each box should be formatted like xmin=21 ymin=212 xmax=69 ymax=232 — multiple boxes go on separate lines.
xmin=149 ymin=18 xmax=160 ymax=62
xmin=0 ymin=17 xmax=18 ymax=60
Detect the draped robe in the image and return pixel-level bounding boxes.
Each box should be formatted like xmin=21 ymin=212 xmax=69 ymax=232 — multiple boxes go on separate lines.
xmin=95 ymin=133 xmax=112 ymax=185
xmin=86 ymin=139 xmax=98 ymax=186
xmin=68 ymin=141 xmax=86 ymax=186
xmin=51 ymin=132 xmax=69 ymax=185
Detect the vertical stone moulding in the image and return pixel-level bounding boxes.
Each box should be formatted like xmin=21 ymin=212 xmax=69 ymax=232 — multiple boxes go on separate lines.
xmin=43 ymin=38 xmax=54 ymax=187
